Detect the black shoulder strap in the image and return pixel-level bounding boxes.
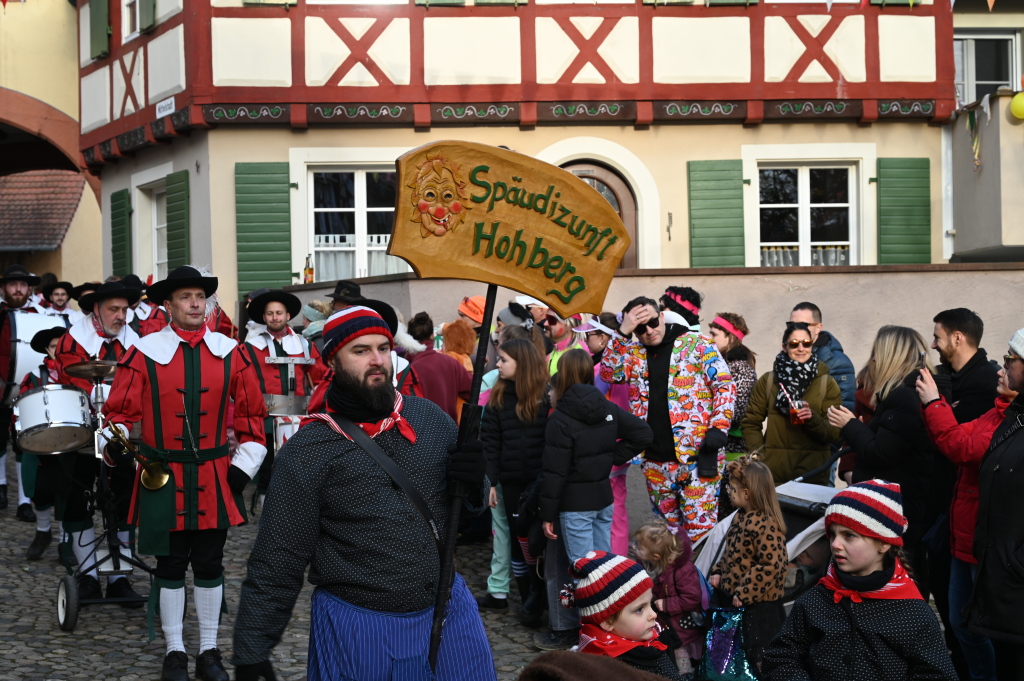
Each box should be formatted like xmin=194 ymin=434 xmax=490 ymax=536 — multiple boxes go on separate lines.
xmin=329 ymin=413 xmax=444 ymax=556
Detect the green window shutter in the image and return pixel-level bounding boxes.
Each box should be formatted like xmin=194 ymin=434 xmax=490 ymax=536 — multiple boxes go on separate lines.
xmin=110 ymin=189 xmax=132 ymax=276
xmin=89 ymin=0 xmax=110 ymax=60
xmin=688 ymin=160 xmax=745 ymax=267
xmin=166 ymin=170 xmax=191 ymax=269
xmin=235 ymin=163 xmax=293 ymax=296
xmin=139 ymin=0 xmax=156 ymax=32
xmin=877 ymin=158 xmax=931 ymax=264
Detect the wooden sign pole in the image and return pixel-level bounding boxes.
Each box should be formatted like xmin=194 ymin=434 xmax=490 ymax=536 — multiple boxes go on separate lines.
xmin=428 ymin=283 xmax=498 ymax=671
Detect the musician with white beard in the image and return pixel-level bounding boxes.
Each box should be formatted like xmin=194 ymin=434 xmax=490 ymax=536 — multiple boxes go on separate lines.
xmin=53 ymin=281 xmax=143 ymax=606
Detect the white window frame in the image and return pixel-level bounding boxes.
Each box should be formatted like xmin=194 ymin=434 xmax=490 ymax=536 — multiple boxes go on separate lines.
xmin=757 ymin=163 xmax=857 ymax=267
xmin=741 ymin=143 xmax=877 ymax=267
xmin=953 ymin=31 xmax=1021 ymax=106
xmin=309 ymin=168 xmax=402 ymax=280
xmin=122 ymin=0 xmax=140 ymax=43
xmin=153 ymin=190 xmax=169 ymax=281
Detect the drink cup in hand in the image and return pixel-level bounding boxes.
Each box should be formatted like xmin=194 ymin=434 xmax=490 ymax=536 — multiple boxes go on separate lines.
xmin=790 ymin=400 xmax=810 ymax=425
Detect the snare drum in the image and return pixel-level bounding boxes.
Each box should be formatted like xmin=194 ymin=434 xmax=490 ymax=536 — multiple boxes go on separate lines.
xmin=3 ymin=311 xmax=71 ymax=406
xmin=13 ymin=384 xmax=93 ymax=454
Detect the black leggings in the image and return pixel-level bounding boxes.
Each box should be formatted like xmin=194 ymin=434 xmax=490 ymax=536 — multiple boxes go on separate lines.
xmin=154 ymin=529 xmax=228 ymax=582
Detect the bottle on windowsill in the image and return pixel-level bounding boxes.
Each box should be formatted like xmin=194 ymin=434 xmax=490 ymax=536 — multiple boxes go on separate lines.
xmin=303 ymin=255 xmax=314 ymax=285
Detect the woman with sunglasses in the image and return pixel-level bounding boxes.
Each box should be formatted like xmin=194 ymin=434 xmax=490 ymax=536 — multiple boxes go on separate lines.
xmin=742 ymin=321 xmax=841 ymax=486
xmin=827 ymin=325 xmax=949 ymax=598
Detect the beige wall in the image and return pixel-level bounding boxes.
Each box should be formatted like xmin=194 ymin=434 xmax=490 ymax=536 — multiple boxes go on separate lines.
xmin=207 ymin=122 xmax=943 ymax=313
xmin=0 ymin=0 xmax=80 ymax=121
xmin=288 ymin=266 xmax=1024 ymax=381
xmin=15 ymin=187 xmax=103 ymax=288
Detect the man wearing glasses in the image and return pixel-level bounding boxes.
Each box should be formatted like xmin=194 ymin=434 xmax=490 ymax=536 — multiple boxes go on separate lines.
xmin=789 ymin=302 xmax=855 ymax=412
xmin=600 ymin=294 xmax=735 ymax=541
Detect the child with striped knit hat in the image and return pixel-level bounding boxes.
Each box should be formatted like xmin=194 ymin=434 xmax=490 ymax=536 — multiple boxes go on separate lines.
xmin=763 ymin=480 xmax=957 ymax=681
xmin=560 ymin=551 xmax=686 ymax=680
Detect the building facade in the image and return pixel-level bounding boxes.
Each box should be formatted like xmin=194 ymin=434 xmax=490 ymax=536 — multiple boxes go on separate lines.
xmin=78 ymin=0 xmax=958 ymax=311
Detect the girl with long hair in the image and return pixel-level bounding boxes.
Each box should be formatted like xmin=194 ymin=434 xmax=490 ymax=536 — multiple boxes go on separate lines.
xmin=709 ymin=456 xmax=789 ymax=673
xmin=742 ymin=322 xmax=841 ymax=485
xmin=481 ymin=338 xmax=551 ymax=627
xmin=827 ymin=325 xmax=948 ymax=599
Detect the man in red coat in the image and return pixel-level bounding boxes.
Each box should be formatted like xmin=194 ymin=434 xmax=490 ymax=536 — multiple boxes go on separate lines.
xmin=243 ymin=289 xmax=326 ymax=507
xmin=101 ymin=266 xmax=267 ymax=681
xmin=54 ymin=281 xmax=143 ymax=604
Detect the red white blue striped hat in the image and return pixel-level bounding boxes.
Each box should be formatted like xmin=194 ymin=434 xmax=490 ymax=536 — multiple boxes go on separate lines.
xmin=560 ymin=551 xmax=653 ymax=624
xmin=824 ymin=479 xmax=908 ymax=546
xmin=321 ymin=306 xmax=394 ymax=365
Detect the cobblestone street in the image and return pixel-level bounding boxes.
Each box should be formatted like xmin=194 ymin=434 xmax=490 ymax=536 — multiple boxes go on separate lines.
xmin=0 ymin=456 xmax=657 ymax=681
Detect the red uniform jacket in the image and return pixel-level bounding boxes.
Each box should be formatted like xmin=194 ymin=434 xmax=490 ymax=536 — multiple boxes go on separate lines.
xmin=102 ymin=326 xmax=267 ymax=553
xmin=0 ymin=303 xmax=37 ymax=398
xmin=922 ymin=395 xmax=1011 ymax=564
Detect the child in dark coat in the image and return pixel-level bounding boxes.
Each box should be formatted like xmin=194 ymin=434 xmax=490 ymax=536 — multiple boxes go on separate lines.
xmin=763 ymin=480 xmax=958 ymax=681
xmin=633 ymin=520 xmax=706 ymax=676
xmin=560 ymin=551 xmax=685 ymax=680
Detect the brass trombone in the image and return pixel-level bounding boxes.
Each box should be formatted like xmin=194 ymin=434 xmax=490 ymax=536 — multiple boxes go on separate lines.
xmin=102 ymin=417 xmax=170 ymax=491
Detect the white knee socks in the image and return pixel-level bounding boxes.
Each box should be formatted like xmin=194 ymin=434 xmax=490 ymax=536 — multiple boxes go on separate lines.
xmin=16 ymin=462 xmax=29 ymax=505
xmin=70 ymin=528 xmax=98 ymax=579
xmin=36 ymin=507 xmax=51 ymax=533
xmin=161 ymin=586 xmax=187 ymax=654
xmin=0 ymin=453 xmax=7 ymax=485
xmin=194 ymin=583 xmax=223 ymax=654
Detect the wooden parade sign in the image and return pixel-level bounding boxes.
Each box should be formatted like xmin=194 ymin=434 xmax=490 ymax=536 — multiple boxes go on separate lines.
xmin=388 ymin=141 xmax=631 ymax=317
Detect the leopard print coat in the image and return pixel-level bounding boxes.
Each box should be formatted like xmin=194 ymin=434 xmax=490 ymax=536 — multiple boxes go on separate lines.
xmin=712 ymin=509 xmax=787 ymax=604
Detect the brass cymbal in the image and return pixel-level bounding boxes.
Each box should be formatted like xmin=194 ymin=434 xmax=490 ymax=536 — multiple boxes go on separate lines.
xmin=64 ymin=360 xmax=118 ymax=381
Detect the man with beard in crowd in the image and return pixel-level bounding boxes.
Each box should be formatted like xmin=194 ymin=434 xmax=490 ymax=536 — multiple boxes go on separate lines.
xmin=40 ymin=280 xmax=84 ymax=323
xmin=232 ymin=305 xmax=494 ymax=681
xmin=930 ymin=308 xmax=1001 ymax=680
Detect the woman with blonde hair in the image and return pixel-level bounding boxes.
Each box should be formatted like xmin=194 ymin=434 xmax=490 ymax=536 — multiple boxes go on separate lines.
xmin=827 ymin=325 xmax=949 ymax=597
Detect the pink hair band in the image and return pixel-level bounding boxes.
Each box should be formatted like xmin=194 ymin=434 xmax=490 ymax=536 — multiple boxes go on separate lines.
xmin=666 ymin=291 xmax=700 ymax=316
xmin=712 ymin=316 xmax=745 ymax=342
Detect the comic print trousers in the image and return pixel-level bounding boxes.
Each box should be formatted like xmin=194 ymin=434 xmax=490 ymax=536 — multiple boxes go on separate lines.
xmin=641 ymin=457 xmax=723 ymax=542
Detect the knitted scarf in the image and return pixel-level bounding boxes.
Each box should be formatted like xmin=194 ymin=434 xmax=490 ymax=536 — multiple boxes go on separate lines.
xmin=772 ymin=352 xmax=819 ymax=415
xmin=577 ymin=623 xmax=667 ymax=657
xmin=818 ymin=558 xmax=922 ymax=603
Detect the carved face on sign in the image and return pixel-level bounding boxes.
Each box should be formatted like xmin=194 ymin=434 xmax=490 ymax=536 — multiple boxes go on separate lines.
xmin=409 ymin=153 xmax=469 ymax=237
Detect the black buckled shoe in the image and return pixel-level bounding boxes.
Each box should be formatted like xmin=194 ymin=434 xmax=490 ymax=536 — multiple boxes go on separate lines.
xmin=105 ymin=577 xmax=144 ymax=609
xmin=27 ymin=530 xmax=51 ymax=560
xmin=16 ymin=503 xmax=36 ymax=522
xmin=475 ymin=592 xmax=509 ymax=611
xmin=195 ymin=648 xmax=229 ymax=681
xmin=160 ymin=651 xmax=189 ymax=681
xmin=77 ymin=574 xmax=102 ymax=601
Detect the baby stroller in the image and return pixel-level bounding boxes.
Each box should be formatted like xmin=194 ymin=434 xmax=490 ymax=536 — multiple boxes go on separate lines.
xmin=693 ymin=479 xmax=839 ymax=614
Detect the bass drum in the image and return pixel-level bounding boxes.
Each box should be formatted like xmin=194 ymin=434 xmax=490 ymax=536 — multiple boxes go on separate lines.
xmin=3 ymin=311 xmax=71 ymax=406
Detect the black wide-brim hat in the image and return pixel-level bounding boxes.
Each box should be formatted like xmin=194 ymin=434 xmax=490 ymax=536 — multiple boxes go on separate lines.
xmin=147 ymin=266 xmax=218 ymax=305
xmin=41 ymin=281 xmax=74 ymax=300
xmin=360 ymin=299 xmax=399 ymax=336
xmin=0 ymin=264 xmax=41 ymax=286
xmin=70 ymin=282 xmax=101 ymax=301
xmin=120 ymin=274 xmax=146 ymax=293
xmin=79 ymin=282 xmax=142 ymax=314
xmin=327 ymin=280 xmax=365 ymax=303
xmin=30 ymin=327 xmax=68 ymax=354
xmin=247 ymin=290 xmax=301 ymax=321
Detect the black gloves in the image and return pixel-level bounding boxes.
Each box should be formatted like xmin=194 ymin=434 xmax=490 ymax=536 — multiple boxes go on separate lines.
xmin=235 ymin=660 xmax=277 ymax=681
xmin=228 ymin=466 xmax=252 ymax=495
xmin=448 ymin=440 xmax=486 ymax=497
xmin=697 ymin=428 xmax=728 ymax=478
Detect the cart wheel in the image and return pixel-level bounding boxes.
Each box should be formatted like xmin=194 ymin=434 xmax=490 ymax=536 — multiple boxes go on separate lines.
xmin=57 ymin=575 xmax=80 ymax=632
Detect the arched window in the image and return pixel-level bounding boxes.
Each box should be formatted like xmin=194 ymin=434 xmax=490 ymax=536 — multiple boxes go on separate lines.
xmin=563 ymin=162 xmax=638 ymax=269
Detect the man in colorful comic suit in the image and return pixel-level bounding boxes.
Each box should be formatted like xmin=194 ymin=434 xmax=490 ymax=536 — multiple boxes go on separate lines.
xmin=53 ymin=281 xmax=144 ymax=603
xmin=100 ymin=265 xmax=267 ymax=681
xmin=19 ymin=327 xmax=70 ymax=561
xmin=0 ymin=264 xmax=42 ymax=516
xmin=243 ymin=289 xmax=326 ymax=510
xmin=600 ymin=292 xmax=736 ymax=542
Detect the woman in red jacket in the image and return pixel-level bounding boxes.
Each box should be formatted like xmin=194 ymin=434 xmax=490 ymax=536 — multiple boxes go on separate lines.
xmin=917 ymin=366 xmax=1015 ymax=681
